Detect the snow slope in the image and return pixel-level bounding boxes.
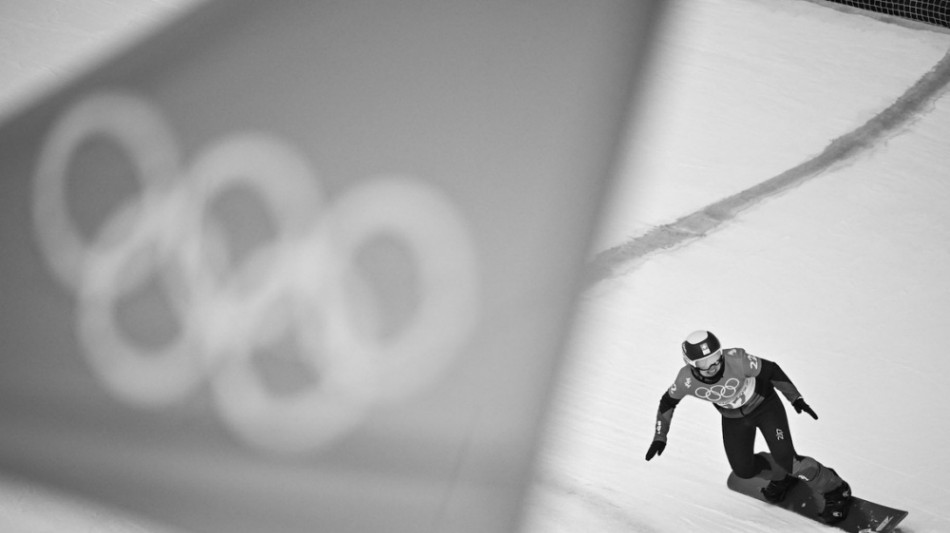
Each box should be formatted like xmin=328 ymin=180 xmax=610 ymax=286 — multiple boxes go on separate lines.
xmin=1 ymin=0 xmax=949 ymax=532
xmin=523 ymin=1 xmax=950 ymax=532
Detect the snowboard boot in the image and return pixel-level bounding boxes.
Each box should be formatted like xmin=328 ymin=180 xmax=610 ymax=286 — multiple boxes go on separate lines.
xmin=821 ymin=479 xmax=852 ymax=524
xmin=761 ymin=474 xmax=798 ymax=503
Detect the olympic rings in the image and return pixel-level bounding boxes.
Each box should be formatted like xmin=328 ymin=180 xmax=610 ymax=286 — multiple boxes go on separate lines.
xmin=693 ymin=377 xmax=756 ymax=409
xmin=693 ymin=378 xmax=741 ymax=403
xmin=32 ymin=90 xmax=480 ymax=454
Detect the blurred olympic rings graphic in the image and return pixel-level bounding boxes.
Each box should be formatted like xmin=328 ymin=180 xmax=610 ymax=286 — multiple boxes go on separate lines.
xmin=32 ymin=91 xmax=479 ymax=453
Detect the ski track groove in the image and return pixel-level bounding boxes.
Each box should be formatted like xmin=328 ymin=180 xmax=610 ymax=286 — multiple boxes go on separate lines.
xmin=585 ymin=47 xmax=950 ymax=287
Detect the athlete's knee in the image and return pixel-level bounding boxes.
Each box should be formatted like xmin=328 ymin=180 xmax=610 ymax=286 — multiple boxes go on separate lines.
xmin=732 ymin=465 xmax=758 ymax=479
xmin=733 ymin=453 xmax=771 ymax=479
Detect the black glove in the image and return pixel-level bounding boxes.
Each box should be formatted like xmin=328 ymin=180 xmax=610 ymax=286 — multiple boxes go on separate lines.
xmin=645 ymin=439 xmax=666 ymax=461
xmin=793 ymin=398 xmax=818 ymax=420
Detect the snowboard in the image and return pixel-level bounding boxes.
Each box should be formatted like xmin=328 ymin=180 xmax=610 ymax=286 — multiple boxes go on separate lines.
xmin=727 ymin=466 xmax=908 ymax=532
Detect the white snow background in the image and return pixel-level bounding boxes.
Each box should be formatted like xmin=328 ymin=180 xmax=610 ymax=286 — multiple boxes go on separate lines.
xmin=1 ymin=0 xmax=949 ymax=532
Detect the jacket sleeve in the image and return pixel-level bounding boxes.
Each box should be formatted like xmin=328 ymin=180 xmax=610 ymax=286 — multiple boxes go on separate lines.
xmin=760 ymin=359 xmax=802 ymax=403
xmin=653 ymin=390 xmax=682 ymax=442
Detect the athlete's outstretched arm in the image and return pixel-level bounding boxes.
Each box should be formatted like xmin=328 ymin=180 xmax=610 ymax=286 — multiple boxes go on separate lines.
xmin=646 ymin=391 xmax=681 ymax=460
xmin=761 ymin=359 xmax=818 ymax=419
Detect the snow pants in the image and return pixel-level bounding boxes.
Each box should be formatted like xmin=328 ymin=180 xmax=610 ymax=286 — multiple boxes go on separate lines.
xmin=721 ymin=393 xmax=795 ymax=481
xmin=721 ymin=393 xmax=843 ymax=494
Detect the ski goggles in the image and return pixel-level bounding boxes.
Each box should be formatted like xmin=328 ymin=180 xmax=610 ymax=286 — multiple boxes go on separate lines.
xmin=684 ymin=349 xmax=722 ymax=371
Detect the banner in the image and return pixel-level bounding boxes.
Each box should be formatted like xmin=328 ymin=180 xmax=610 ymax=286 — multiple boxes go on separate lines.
xmin=0 ymin=1 xmax=661 ymax=531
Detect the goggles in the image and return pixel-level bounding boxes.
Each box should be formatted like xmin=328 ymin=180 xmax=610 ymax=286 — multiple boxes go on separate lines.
xmin=684 ymin=349 xmax=722 ymax=371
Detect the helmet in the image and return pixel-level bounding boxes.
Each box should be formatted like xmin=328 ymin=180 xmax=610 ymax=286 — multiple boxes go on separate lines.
xmin=682 ymin=330 xmax=721 ymax=368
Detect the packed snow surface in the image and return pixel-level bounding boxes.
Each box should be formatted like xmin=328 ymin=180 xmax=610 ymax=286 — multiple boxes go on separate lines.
xmin=524 ymin=1 xmax=950 ymax=532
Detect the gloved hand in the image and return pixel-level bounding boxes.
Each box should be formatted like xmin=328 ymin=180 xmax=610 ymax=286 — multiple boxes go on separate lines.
xmin=793 ymin=397 xmax=818 ymax=420
xmin=645 ymin=439 xmax=666 ymax=461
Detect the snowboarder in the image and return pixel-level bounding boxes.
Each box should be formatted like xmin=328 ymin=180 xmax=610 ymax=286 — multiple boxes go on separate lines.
xmin=644 ymin=330 xmax=853 ymax=523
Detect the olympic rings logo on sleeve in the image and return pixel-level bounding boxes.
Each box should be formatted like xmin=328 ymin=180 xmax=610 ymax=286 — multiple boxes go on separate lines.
xmin=31 ymin=90 xmax=480 ymax=454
